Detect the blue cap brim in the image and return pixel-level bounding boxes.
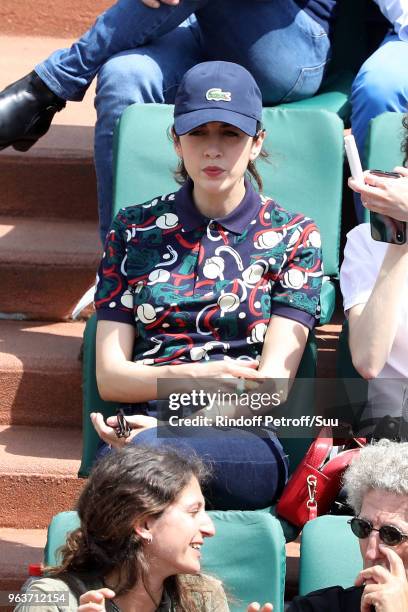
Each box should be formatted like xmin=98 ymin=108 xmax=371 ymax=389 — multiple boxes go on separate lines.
xmin=174 ymin=108 xmax=258 ymax=136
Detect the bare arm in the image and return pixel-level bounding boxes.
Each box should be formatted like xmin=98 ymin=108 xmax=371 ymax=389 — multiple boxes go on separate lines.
xmin=258 ymin=315 xmax=308 ymax=379
xmin=95 ymin=320 xmax=260 ymax=403
xmin=347 ymin=243 xmax=408 ymax=379
xmin=251 ymin=314 xmax=309 ymax=406
xmin=190 ymin=314 xmax=309 ymax=419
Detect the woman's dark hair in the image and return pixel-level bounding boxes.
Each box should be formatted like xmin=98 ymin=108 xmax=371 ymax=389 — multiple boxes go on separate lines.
xmin=48 ymin=445 xmax=210 ymax=611
xmin=170 ymin=122 xmax=269 ymax=191
xmin=402 ymin=113 xmax=408 ymax=166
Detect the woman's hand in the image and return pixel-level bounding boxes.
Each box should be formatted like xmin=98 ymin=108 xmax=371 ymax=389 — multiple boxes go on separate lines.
xmin=355 ymin=546 xmax=408 ymax=612
xmin=348 ymin=167 xmax=408 ymax=222
xmin=91 ymin=412 xmax=157 ymax=448
xmin=247 ymin=603 xmax=273 ymax=612
xmin=78 ymin=588 xmax=115 ymax=611
xmin=186 ymin=359 xmax=260 ymax=381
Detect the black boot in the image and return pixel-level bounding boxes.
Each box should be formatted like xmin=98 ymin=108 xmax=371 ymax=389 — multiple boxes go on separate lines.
xmin=0 ymin=71 xmax=66 ymax=152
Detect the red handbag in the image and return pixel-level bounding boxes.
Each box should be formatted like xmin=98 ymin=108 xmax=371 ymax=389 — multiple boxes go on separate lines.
xmin=276 ymin=430 xmax=365 ymax=528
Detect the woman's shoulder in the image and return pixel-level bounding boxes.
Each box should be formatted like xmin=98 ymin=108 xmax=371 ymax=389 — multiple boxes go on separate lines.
xmin=114 ymin=191 xmax=178 ymax=224
xmin=345 ymin=222 xmax=387 ymax=259
xmin=181 ymin=574 xmax=229 ymax=611
xmin=14 ymin=576 xmax=78 ymax=611
xmin=261 ymin=195 xmax=320 ymax=233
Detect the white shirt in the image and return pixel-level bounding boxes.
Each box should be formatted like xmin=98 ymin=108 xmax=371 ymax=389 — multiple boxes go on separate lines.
xmin=374 ymin=0 xmax=408 ymax=40
xmin=340 ymin=224 xmax=408 ymax=422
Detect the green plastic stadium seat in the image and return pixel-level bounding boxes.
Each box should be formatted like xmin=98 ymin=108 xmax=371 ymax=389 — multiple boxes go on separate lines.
xmin=80 ymin=104 xmax=344 ymax=485
xmin=44 ymin=510 xmax=287 ymax=612
xmin=299 ymin=515 xmax=362 ymax=596
xmin=113 ymin=104 xmax=343 ymax=316
xmin=365 ymin=111 xmax=406 ymax=170
xmin=362 ymin=112 xmax=406 ymax=222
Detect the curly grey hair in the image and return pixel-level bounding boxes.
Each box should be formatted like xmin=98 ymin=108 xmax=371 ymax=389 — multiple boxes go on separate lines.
xmin=344 ymin=439 xmax=408 ymax=514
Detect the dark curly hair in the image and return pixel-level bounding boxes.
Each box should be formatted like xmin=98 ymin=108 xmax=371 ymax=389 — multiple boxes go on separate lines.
xmin=47 ymin=445 xmax=211 ymax=611
xmin=170 ymin=122 xmax=269 ymax=191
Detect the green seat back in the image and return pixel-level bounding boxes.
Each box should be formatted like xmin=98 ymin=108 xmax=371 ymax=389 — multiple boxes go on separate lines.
xmin=299 ymin=515 xmax=362 ymax=595
xmin=365 ymin=111 xmax=406 ymax=170
xmin=361 ymin=112 xmax=406 ymax=231
xmin=114 ymin=104 xmax=343 ymax=281
xmin=44 ymin=510 xmax=287 ymax=612
xmin=81 ymin=104 xmax=344 ymax=478
xmin=79 ymin=314 xmax=116 ymax=478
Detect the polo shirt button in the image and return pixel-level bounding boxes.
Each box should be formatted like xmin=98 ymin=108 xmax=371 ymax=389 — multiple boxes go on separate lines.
xmin=209 ymin=222 xmax=217 ymax=230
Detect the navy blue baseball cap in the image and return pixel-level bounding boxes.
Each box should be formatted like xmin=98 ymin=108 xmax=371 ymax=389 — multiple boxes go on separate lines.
xmin=174 ymin=61 xmax=263 ymax=137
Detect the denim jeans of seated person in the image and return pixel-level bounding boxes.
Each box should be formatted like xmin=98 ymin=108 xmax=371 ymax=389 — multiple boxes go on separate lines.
xmin=96 ymin=400 xmax=289 ymax=510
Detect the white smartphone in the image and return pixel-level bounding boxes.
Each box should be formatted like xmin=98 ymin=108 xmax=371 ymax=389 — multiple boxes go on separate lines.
xmin=344 ymin=134 xmax=364 ymax=182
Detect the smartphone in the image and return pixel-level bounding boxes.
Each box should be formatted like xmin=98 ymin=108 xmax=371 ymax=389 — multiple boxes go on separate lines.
xmin=344 ymin=135 xmax=406 ymax=245
xmin=368 ymin=169 xmax=405 ymax=245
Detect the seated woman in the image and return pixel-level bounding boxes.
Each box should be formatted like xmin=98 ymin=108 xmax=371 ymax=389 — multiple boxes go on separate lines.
xmin=91 ymin=60 xmax=323 ymax=510
xmin=16 ymin=445 xmax=272 ymax=612
xmin=288 ymin=439 xmax=408 ymax=611
xmin=340 ymin=118 xmax=408 ymax=436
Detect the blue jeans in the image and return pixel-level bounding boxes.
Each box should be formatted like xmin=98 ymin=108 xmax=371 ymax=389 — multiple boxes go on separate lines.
xmin=35 ymin=0 xmax=330 ymax=241
xmin=351 ymin=32 xmax=408 ymax=221
xmin=98 ymin=423 xmax=288 ymax=510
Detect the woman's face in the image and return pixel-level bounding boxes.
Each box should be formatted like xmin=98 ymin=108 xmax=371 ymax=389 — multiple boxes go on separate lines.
xmin=359 ymin=489 xmax=408 ymax=574
xmin=144 ymin=476 xmax=215 ymax=578
xmin=174 ymin=121 xmax=264 ymax=202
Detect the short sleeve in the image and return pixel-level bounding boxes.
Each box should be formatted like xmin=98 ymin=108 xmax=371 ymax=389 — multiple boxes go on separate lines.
xmin=271 ymin=216 xmax=323 ymax=329
xmin=340 ymin=223 xmax=384 ymax=314
xmin=94 ymin=212 xmax=135 ymax=325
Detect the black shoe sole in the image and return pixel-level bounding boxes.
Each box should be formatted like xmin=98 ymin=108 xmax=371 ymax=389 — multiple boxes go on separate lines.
xmin=0 ymin=139 xmax=38 ymax=152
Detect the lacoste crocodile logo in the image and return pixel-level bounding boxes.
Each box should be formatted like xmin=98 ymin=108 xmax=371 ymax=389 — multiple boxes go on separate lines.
xmin=205 ymin=88 xmax=232 ymax=102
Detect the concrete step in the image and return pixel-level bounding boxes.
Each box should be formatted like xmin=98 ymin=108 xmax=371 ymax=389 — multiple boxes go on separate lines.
xmin=0 ymin=425 xmax=84 ymax=528
xmin=0 ymin=217 xmax=100 ymax=320
xmin=0 ymin=320 xmax=84 ymax=427
xmin=0 ymin=529 xmax=46 ymax=597
xmin=0 ymin=2 xmax=111 ymax=38
xmin=0 ymin=36 xmax=96 ymax=128
xmin=285 ymin=538 xmax=300 ymax=601
xmin=0 ymin=36 xmax=98 ymax=221
xmin=0 ymin=126 xmax=97 ymax=222
xmin=315 ymin=321 xmax=342 ymax=378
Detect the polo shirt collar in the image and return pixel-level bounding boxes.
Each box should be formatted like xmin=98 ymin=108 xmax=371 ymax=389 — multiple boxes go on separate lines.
xmin=175 ymin=178 xmax=262 ymax=234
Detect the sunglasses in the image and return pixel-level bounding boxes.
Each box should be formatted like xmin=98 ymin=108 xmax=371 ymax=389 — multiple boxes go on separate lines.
xmin=348 ymin=517 xmax=408 ymax=546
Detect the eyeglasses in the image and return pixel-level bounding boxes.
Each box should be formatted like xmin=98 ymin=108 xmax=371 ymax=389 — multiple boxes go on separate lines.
xmin=348 ymin=517 xmax=408 ymax=546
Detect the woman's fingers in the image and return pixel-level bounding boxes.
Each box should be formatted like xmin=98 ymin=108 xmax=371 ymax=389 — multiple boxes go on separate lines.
xmin=140 ymin=0 xmax=179 ymax=6
xmin=78 ymin=588 xmax=115 ymax=610
xmin=394 ymin=166 xmax=408 ymax=177
xmin=247 ymin=603 xmax=273 ymax=612
xmin=90 ymin=412 xmax=126 ymax=447
xmin=106 ymin=414 xmax=157 ymax=431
